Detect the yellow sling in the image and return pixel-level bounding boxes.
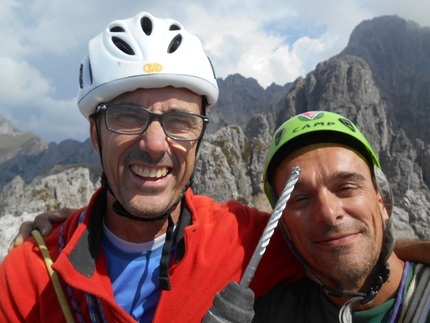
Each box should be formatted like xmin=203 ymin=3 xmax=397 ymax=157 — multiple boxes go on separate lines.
xmin=32 ymin=230 xmax=75 ymax=323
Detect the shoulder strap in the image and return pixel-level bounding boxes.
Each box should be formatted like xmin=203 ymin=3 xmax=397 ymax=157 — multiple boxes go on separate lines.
xmin=32 ymin=230 xmax=76 ymax=323
xmin=397 ymin=263 xmax=430 ymax=323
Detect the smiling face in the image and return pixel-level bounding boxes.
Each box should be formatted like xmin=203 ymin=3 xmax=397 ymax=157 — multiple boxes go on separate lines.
xmin=90 ymin=86 xmax=202 ymax=220
xmin=273 ymin=143 xmax=389 ymax=290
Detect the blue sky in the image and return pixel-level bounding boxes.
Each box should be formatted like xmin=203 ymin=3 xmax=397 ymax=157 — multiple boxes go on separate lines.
xmin=1 ymin=0 xmax=429 ymax=143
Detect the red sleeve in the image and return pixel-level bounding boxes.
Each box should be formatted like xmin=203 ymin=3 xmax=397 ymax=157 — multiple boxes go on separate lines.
xmin=0 ymin=229 xmax=66 ymax=322
xmin=250 ymin=225 xmax=306 ymax=296
xmin=221 ymin=199 xmax=305 ymax=297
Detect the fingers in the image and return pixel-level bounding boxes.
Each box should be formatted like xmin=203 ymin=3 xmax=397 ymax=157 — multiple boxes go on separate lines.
xmin=31 ymin=208 xmax=74 ymax=236
xmin=8 ymin=221 xmax=33 ymax=252
xmin=33 ymin=213 xmax=57 ymax=237
xmin=48 ymin=208 xmax=74 ymax=224
xmin=7 ymin=208 xmax=75 ymax=253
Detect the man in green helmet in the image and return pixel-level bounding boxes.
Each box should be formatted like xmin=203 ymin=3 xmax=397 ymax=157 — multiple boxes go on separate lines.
xmin=253 ymin=111 xmax=430 ymax=322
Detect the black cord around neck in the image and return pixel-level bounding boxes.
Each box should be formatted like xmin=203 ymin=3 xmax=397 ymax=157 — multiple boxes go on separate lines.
xmin=279 ymin=222 xmax=391 ymax=305
xmin=323 ymin=263 xmax=391 ymax=304
xmin=93 ymin=102 xmax=205 ymax=291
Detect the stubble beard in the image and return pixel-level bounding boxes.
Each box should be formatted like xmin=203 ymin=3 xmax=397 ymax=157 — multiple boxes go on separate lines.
xmin=308 ymin=223 xmax=381 ymax=291
xmin=120 ymin=187 xmax=177 ymax=219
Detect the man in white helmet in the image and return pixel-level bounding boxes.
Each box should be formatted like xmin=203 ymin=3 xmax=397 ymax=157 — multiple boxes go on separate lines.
xmin=0 ymin=11 xmax=304 ymax=323
xmin=2 ymin=12 xmax=430 ymax=323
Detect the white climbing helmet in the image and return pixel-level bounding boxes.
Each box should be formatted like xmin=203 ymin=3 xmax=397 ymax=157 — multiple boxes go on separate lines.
xmin=78 ymin=11 xmax=219 ymax=118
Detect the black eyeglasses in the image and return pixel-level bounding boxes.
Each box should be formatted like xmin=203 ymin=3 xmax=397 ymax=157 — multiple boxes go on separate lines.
xmin=96 ymin=104 xmax=210 ymax=141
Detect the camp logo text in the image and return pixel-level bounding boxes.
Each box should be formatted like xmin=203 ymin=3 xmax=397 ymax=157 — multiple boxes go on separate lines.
xmin=293 ymin=112 xmax=335 ymax=133
xmin=143 ymin=63 xmax=163 ymax=73
xmin=292 ymin=121 xmax=336 ymax=133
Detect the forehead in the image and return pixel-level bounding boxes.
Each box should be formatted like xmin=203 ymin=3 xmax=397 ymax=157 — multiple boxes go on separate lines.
xmin=273 ymin=143 xmax=371 ymax=189
xmin=108 ymin=86 xmax=202 ymax=111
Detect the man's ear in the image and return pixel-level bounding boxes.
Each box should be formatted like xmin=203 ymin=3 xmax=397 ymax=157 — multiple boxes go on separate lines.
xmin=373 ymin=165 xmax=393 ymax=218
xmin=378 ymin=193 xmax=390 ymax=222
xmin=89 ymin=117 xmax=100 ymax=152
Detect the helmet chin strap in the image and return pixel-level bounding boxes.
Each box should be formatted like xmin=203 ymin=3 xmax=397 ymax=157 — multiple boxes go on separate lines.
xmin=100 ymin=170 xmax=190 ymax=291
xmin=95 ymin=115 xmax=188 ymax=290
xmin=320 ymin=263 xmax=391 ymax=304
xmin=278 ymin=165 xmax=394 ymax=311
xmin=279 ymin=223 xmax=391 ymax=306
xmin=335 ymin=263 xmax=391 ymax=323
xmin=93 ymin=105 xmax=205 ymax=290
xmin=100 ymin=171 xmax=186 ymax=222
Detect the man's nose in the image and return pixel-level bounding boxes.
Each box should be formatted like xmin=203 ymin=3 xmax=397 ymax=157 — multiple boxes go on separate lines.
xmin=138 ymin=120 xmax=169 ymax=157
xmin=313 ymin=190 xmax=344 ymax=226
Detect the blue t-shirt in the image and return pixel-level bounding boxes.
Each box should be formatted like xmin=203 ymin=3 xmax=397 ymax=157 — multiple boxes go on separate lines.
xmin=102 ymin=222 xmax=165 ymax=323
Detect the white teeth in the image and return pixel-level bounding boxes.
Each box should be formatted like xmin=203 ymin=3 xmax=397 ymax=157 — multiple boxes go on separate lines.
xmin=135 ymin=166 xmax=142 ymax=176
xmin=150 ymin=169 xmax=157 ymax=177
xmin=131 ymin=165 xmax=168 ymax=178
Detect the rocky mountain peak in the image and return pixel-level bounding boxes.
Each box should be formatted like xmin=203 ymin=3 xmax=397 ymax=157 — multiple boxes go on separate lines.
xmin=338 ymin=14 xmax=430 ymax=145
xmin=0 ymin=116 xmax=48 ymax=165
xmin=206 ymin=74 xmax=292 ymax=133
xmin=0 ymin=115 xmax=21 ymax=136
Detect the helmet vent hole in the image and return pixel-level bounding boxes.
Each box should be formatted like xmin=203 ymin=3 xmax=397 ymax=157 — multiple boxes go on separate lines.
xmin=169 ymin=24 xmax=181 ymax=31
xmin=79 ymin=64 xmax=84 ymax=89
xmin=141 ymin=17 xmax=153 ymax=35
xmin=112 ymin=36 xmax=135 ymax=55
xmin=168 ymin=34 xmax=182 ymax=53
xmin=110 ymin=26 xmax=125 ymax=33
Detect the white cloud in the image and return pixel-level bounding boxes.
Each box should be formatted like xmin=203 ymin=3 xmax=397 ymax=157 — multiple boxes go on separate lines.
xmin=0 ymin=56 xmax=87 ymax=142
xmin=184 ymin=7 xmax=302 ymax=87
xmin=0 ymin=57 xmax=53 ymax=106
xmin=23 ymin=97 xmax=88 ymax=143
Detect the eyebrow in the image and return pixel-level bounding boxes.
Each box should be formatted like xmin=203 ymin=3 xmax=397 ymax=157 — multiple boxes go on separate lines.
xmin=293 ymin=171 xmax=367 ymax=188
xmin=330 ymin=171 xmax=367 ymax=182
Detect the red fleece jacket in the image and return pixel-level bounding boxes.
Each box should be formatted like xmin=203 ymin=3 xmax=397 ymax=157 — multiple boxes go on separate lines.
xmin=0 ymin=188 xmax=303 ymax=322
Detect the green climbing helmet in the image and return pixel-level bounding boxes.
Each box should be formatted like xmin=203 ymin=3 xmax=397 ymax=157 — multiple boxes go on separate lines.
xmin=264 ymin=111 xmax=381 ymax=207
